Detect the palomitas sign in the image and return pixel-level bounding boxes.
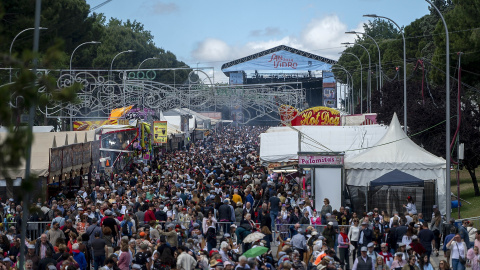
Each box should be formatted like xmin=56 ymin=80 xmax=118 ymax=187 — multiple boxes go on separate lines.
xmin=298 ymin=155 xmax=344 ymax=166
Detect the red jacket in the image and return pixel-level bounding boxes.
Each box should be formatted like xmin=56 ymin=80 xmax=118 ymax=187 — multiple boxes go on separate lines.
xmin=144 ymin=209 xmax=156 ymax=223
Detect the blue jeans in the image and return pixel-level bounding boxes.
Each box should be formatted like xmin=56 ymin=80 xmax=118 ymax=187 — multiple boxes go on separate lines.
xmin=452 ymin=259 xmax=466 ymax=270
xmin=270 ymin=211 xmax=278 ymax=232
xmin=94 ymin=255 xmax=105 ymax=270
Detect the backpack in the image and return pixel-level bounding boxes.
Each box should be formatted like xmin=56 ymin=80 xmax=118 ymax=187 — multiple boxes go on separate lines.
xmin=121 ymin=221 xmax=129 ymax=235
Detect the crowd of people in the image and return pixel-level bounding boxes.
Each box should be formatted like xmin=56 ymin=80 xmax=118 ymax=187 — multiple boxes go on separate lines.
xmin=0 ymin=126 xmax=479 ymax=270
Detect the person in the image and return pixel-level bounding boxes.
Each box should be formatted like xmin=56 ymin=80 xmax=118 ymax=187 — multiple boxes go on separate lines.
xmin=378 ymin=243 xmax=393 ymax=268
xmin=176 ymin=246 xmax=197 ymax=270
xmin=417 ymin=222 xmax=434 ymax=258
xmin=468 ymin=246 xmax=480 ymax=270
xmin=86 ymin=218 xmax=102 ymax=243
xmin=311 ymin=210 xmax=321 ymax=226
xmin=322 ymin=222 xmax=336 ymax=249
xmin=403 ymin=196 xmax=417 ymax=215
xmin=25 ymin=244 xmax=39 ymax=270
xmin=91 ymin=231 xmax=107 ymax=270
xmin=290 ymin=227 xmax=307 ymax=258
xmin=159 ymin=223 xmax=179 ymax=249
xmin=320 ymin=199 xmax=332 ymax=225
xmin=468 ymin=222 xmax=478 ymax=246
xmin=235 ymin=256 xmax=250 ymax=270
xmin=447 ymin=233 xmax=468 ymax=270
xmin=117 ymin=245 xmax=131 ymax=270
xmin=419 ymin=254 xmax=433 ymax=270
xmin=205 ymin=219 xmax=217 ymax=252
xmin=349 ymin=218 xmax=360 ymax=261
xmin=35 ymin=234 xmax=55 ymax=259
xmin=429 ymin=211 xmax=442 ymax=256
xmin=72 ymin=243 xmax=87 ymax=270
xmin=338 ymin=226 xmax=350 ymax=270
xmin=133 ymin=244 xmax=151 ymax=270
xmin=444 ymin=227 xmax=457 ymax=263
xmin=268 ymin=192 xmax=281 ymax=232
xmin=401 ymin=256 xmax=420 ymax=270
xmin=47 ymin=221 xmax=65 ymax=247
xmin=38 ymin=250 xmax=57 ymax=270
xmin=358 ymin=221 xmax=373 ymax=256
xmin=375 ymin=256 xmax=390 ymax=270
xmin=218 ymin=199 xmax=233 ymax=234
xmin=459 ymin=220 xmax=472 ymax=249
xmin=352 ymin=246 xmax=374 ymax=270
xmin=390 ymin=252 xmax=407 ymax=270
xmin=409 ymin=235 xmax=426 ymax=257
xmin=438 ymin=260 xmax=450 ymax=270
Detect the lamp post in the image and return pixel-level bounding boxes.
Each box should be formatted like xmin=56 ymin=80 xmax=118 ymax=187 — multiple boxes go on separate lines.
xmin=345 ymin=31 xmax=383 ymax=90
xmin=70 ymin=41 xmax=101 ymax=71
xmin=109 ymin=49 xmax=135 ymax=81
xmin=342 ymin=42 xmax=372 ymax=113
xmin=339 ymin=52 xmax=363 ymax=114
xmin=333 ymin=66 xmax=353 ymax=113
xmin=424 ymin=0 xmax=451 ymax=221
xmin=68 ymin=41 xmax=101 ymax=130
xmin=138 ymin=57 xmax=158 ymax=69
xmin=9 ymin=27 xmax=47 ymax=82
xmin=364 ymin=14 xmax=407 ymax=133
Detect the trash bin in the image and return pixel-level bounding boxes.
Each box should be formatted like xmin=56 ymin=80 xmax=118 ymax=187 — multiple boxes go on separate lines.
xmin=452 ymin=200 xmax=462 ymax=209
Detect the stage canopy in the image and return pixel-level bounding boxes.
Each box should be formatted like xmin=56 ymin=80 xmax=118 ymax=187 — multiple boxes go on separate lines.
xmin=221 ymin=45 xmax=337 ymax=76
xmin=369 ymin=169 xmax=425 ymax=187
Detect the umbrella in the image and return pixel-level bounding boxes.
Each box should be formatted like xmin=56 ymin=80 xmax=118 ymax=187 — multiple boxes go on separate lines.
xmin=243 ymin=231 xmax=265 ymax=243
xmin=242 ymin=246 xmax=269 ymax=258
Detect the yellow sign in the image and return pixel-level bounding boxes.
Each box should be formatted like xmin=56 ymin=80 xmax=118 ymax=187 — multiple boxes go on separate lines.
xmin=153 ymin=121 xmax=168 ymax=144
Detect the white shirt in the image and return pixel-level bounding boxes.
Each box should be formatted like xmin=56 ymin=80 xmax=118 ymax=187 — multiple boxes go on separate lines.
xmin=348 ymin=226 xmax=360 ymax=241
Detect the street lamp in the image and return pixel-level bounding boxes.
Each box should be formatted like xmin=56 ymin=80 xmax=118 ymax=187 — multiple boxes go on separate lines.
xmin=9 ymin=27 xmax=47 ymax=82
xmin=138 ymin=57 xmax=158 ymax=69
xmin=345 ymin=31 xmax=383 ymax=90
xmin=109 ymin=50 xmax=135 ymax=80
xmin=364 ymin=14 xmax=407 ymax=133
xmin=69 ymin=41 xmax=101 ymax=71
xmin=342 ymin=42 xmax=372 ymax=113
xmin=424 ymin=0 xmax=451 ymax=221
xmin=332 ymin=66 xmax=354 ymax=113
xmin=339 ymin=52 xmax=363 ymax=114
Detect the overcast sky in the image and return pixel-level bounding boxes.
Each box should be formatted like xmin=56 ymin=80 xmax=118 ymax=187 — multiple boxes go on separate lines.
xmin=86 ymin=0 xmax=431 ymax=83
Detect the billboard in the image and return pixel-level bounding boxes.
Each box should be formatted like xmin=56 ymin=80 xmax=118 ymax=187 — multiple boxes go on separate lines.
xmin=279 ymin=105 xmax=341 ymax=126
xmin=229 ymin=72 xmax=244 ymax=85
xmin=322 ymin=71 xmax=337 ymax=108
xmin=153 ymin=121 xmax=168 ymax=144
xmin=222 ymin=49 xmax=333 ymax=73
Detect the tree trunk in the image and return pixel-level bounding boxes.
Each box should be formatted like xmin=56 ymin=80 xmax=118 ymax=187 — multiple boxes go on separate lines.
xmin=467 ymin=168 xmax=480 ymax=196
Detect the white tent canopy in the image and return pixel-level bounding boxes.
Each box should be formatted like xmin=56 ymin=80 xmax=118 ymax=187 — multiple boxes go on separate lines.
xmin=345 ymin=113 xmax=447 ymax=214
xmin=0 ymin=130 xmax=96 ymax=179
xmin=260 ymin=125 xmax=389 ymax=163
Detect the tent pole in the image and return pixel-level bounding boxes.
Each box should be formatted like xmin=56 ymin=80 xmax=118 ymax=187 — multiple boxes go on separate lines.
xmin=366 ymin=184 xmax=369 ymax=212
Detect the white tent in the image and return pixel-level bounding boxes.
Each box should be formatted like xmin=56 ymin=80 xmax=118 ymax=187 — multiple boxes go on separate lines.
xmin=260 ymin=125 xmax=389 ymax=163
xmin=0 ymin=130 xmax=96 ymax=179
xmin=345 ymin=113 xmax=447 ymax=214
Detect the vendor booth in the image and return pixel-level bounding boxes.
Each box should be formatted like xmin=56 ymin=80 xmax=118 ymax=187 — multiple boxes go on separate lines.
xmin=298 ymin=152 xmax=345 ymax=212
xmin=347 ymin=169 xmax=436 ymax=219
xmin=345 ymin=114 xmax=446 ymax=216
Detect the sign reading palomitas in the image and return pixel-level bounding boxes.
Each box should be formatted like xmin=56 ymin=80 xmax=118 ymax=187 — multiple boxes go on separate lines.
xmin=298 ymin=155 xmax=344 ymax=166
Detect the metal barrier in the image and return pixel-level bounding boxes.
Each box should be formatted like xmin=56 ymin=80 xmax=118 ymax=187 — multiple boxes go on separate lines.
xmin=13 ymin=221 xmax=352 ymax=241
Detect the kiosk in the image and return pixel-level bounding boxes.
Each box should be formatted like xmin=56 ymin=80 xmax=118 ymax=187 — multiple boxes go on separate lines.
xmin=298 ymin=152 xmax=345 ymax=212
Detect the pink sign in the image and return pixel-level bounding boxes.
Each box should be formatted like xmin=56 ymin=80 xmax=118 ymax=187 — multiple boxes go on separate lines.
xmin=298 ymin=155 xmax=344 ymax=166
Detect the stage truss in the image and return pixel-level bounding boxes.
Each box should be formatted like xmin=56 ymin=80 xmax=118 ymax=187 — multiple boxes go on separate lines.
xmin=11 ymin=68 xmax=306 ymax=124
